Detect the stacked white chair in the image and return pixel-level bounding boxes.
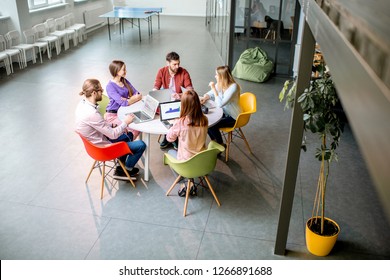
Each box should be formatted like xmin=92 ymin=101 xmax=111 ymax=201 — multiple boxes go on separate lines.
xmin=0 ymin=34 xmax=23 ymax=73
xmin=0 ymin=45 xmax=12 ymax=75
xmin=23 ymin=28 xmax=51 ymax=63
xmin=32 ymin=23 xmax=61 ymax=56
xmin=45 ymin=18 xmax=69 ymax=52
xmin=55 ymin=16 xmax=78 ymax=47
xmin=65 ymin=13 xmax=86 ymax=43
xmin=5 ymin=30 xmax=36 ymax=68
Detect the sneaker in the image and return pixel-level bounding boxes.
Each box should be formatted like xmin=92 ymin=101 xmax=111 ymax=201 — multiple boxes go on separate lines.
xmin=160 ymin=137 xmax=171 ymax=149
xmin=113 ymin=167 xmax=137 ymax=181
xmin=125 ymin=167 xmax=139 ymax=176
xmin=172 ymin=140 xmax=178 ymax=150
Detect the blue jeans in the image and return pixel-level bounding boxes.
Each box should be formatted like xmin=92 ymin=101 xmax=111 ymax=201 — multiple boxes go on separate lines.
xmin=207 ymin=115 xmax=236 ymax=144
xmin=109 ymin=132 xmax=146 ymax=169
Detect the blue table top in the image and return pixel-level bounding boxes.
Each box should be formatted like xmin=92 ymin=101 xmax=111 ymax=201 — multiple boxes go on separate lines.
xmin=100 ymin=7 xmax=163 ymax=18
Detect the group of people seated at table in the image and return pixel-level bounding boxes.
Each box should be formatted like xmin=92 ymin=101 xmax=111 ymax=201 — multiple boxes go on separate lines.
xmin=75 ymin=51 xmax=243 ymax=195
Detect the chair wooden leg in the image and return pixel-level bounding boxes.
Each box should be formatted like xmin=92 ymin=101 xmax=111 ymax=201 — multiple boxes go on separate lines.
xmin=183 ymin=179 xmax=192 ymax=217
xmin=86 ymin=160 xmax=97 ymax=183
xmin=166 ymin=175 xmax=182 ymax=196
xmin=204 ymin=176 xmax=221 ymax=206
xmin=118 ymin=160 xmax=136 ymax=188
xmin=100 ymin=162 xmax=106 ymax=199
xmin=225 ymin=132 xmax=232 ymax=162
xmin=238 ymin=128 xmax=252 ymax=153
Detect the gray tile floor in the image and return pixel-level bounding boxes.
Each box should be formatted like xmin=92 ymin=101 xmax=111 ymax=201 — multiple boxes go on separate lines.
xmin=0 ymin=16 xmax=389 ymax=260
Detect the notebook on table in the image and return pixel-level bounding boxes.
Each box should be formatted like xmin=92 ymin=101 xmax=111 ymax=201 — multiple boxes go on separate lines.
xmin=127 ymin=95 xmax=159 ymax=123
xmin=159 ymin=100 xmax=181 ymax=129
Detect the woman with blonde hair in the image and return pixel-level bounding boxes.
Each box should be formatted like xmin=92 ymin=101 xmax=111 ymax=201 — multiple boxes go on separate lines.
xmin=105 ymin=60 xmax=143 ymax=139
xmin=200 ymin=65 xmax=243 ymax=145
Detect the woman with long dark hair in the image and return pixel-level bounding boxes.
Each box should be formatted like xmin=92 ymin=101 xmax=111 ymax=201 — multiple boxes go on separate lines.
xmin=105 ymin=60 xmax=143 ymax=139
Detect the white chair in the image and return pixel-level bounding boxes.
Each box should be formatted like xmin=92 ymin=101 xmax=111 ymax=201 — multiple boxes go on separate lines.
xmin=63 ymin=13 xmax=86 ymax=43
xmin=56 ymin=16 xmax=78 ymax=47
xmin=45 ymin=18 xmax=70 ymax=51
xmin=0 ymin=34 xmax=23 ymax=73
xmin=23 ymin=28 xmax=51 ymax=63
xmin=5 ymin=30 xmax=36 ymax=68
xmin=32 ymin=23 xmax=61 ymax=56
xmin=0 ymin=49 xmax=12 ymax=75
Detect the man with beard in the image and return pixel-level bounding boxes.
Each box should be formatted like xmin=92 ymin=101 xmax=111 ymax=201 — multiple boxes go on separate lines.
xmin=75 ymin=79 xmax=146 ymax=180
xmin=153 ymin=51 xmax=193 ymax=149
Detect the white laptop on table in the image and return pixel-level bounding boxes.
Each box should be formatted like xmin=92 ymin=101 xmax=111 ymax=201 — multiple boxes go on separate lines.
xmin=148 ymin=89 xmax=172 ymax=103
xmin=127 ymin=95 xmax=159 ymax=123
xmin=159 ymin=100 xmax=181 ymax=129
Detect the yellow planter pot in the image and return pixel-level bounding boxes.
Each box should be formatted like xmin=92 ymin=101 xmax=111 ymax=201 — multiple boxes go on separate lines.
xmin=305 ymin=217 xmax=340 ymax=256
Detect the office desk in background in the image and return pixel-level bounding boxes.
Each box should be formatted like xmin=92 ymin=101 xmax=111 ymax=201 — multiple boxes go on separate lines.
xmin=99 ymin=7 xmax=162 ymax=42
xmin=118 ymin=99 xmax=223 ymax=181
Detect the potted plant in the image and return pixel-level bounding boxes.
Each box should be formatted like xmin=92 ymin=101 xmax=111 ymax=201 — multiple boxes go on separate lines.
xmin=279 ymin=61 xmax=345 ymax=256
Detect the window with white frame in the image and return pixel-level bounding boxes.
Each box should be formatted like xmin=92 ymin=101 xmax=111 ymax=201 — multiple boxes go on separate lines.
xmin=28 ymin=0 xmax=64 ymax=10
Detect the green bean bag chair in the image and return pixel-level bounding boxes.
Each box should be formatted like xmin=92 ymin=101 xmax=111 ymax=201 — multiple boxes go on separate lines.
xmin=232 ymin=47 xmax=274 ymax=83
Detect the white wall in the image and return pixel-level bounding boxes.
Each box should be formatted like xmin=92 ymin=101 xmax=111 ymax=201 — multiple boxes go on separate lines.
xmin=113 ymin=0 xmax=207 ymax=16
xmin=0 ymin=0 xmax=207 ymax=36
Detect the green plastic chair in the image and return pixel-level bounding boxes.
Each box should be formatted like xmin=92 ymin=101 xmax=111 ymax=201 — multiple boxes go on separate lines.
xmin=98 ymin=94 xmax=109 ymax=116
xmin=163 ymin=141 xmax=225 ymax=217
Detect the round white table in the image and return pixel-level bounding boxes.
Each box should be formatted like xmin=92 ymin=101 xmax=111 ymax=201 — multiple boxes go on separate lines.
xmin=118 ymin=98 xmax=223 ymax=181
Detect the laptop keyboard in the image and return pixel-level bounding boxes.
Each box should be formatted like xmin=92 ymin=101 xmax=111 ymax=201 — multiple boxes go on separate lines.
xmin=133 ymin=111 xmax=150 ymax=121
xmin=162 ymin=120 xmax=173 ymax=129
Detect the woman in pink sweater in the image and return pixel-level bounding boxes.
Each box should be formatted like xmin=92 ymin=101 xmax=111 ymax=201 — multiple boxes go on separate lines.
xmin=166 ymin=90 xmax=208 ymax=196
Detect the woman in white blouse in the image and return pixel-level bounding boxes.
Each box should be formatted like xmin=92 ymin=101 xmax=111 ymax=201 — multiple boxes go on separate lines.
xmin=200 ymin=65 xmax=243 ymax=145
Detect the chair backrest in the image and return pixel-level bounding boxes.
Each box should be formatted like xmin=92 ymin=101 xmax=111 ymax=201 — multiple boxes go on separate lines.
xmin=33 ymin=23 xmax=48 ymax=38
xmin=5 ymin=30 xmax=22 ymax=48
xmin=98 ymin=94 xmax=109 ymax=116
xmin=45 ymin=18 xmax=57 ymax=33
xmin=23 ymin=29 xmax=36 ymax=44
xmin=63 ymin=14 xmax=72 ymax=28
xmin=0 ymin=35 xmax=7 ymax=51
xmin=77 ymin=132 xmax=131 ymax=162
xmin=67 ymin=13 xmax=76 ymax=25
xmin=235 ymin=92 xmax=257 ymax=128
xmin=55 ymin=17 xmax=66 ymax=31
xmin=163 ymin=141 xmax=225 ymax=178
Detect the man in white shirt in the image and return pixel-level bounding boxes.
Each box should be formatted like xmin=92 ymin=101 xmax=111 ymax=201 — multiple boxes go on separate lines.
xmin=75 ymin=78 xmax=146 ymax=180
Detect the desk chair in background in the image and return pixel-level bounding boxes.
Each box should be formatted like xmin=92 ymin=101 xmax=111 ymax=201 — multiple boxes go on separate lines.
xmin=23 ymin=29 xmax=51 ymax=63
xmin=220 ymin=92 xmax=257 ymax=162
xmin=164 ymin=141 xmax=225 ymax=217
xmin=5 ymin=30 xmax=36 ymax=68
xmin=0 ymin=35 xmax=23 ymax=73
xmin=32 ymin=23 xmax=62 ymax=56
xmin=77 ymin=132 xmax=136 ymax=199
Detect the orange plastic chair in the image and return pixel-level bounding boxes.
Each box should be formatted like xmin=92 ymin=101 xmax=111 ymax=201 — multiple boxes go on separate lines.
xmin=77 ymin=132 xmax=135 ymax=199
xmin=220 ymin=92 xmax=257 ymax=162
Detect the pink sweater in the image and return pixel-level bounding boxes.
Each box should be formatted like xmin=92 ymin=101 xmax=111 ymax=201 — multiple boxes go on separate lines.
xmin=166 ymin=117 xmax=207 ymax=160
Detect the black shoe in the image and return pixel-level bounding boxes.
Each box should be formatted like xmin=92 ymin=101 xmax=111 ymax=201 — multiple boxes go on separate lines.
xmin=113 ymin=167 xmax=137 ymax=181
xmin=126 ymin=167 xmax=139 ymax=176
xmin=172 ymin=140 xmax=178 ymax=150
xmin=178 ymin=185 xmax=197 ymax=197
xmin=160 ymin=138 xmax=170 ymax=149
xmin=190 ymin=185 xmax=197 ymax=196
xmin=178 ymin=186 xmax=187 ymax=197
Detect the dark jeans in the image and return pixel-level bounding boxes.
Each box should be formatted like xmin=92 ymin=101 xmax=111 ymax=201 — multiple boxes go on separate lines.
xmin=109 ymin=132 xmax=146 ymax=169
xmin=207 ymin=114 xmax=236 ymax=144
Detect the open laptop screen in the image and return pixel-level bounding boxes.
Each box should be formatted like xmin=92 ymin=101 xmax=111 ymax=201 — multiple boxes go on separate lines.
xmin=159 ymin=100 xmax=181 ymax=121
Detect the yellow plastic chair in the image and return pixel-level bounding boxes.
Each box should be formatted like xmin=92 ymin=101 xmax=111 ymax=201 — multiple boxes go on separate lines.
xmin=220 ymin=92 xmax=257 ymax=162
xmin=98 ymin=94 xmax=109 ymax=116
xmin=163 ymin=141 xmax=225 ymax=217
